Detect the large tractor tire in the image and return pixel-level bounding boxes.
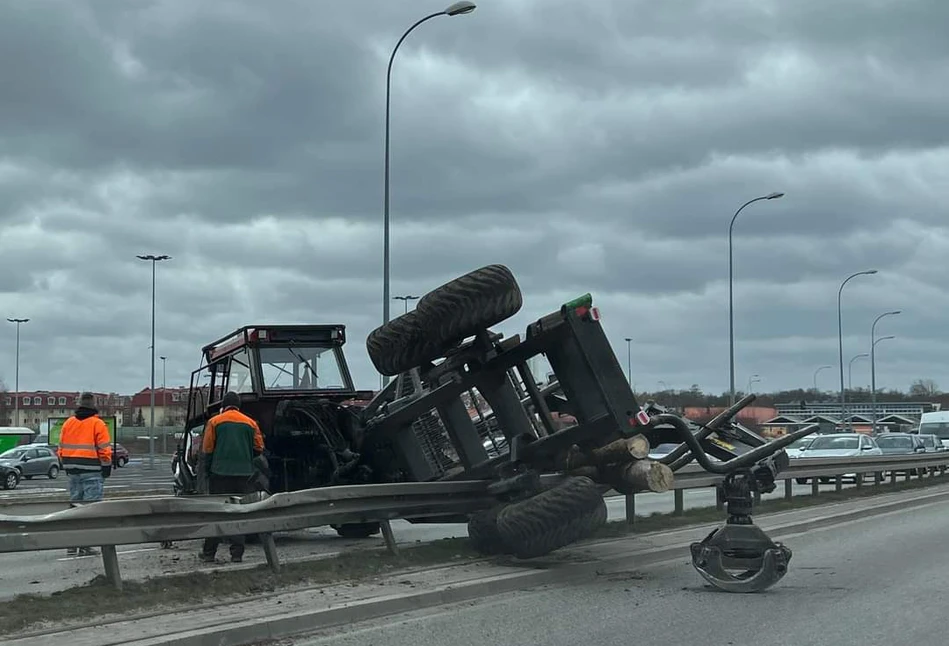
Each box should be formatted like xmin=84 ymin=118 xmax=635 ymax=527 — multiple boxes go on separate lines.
xmin=416 ymin=264 xmax=523 ymax=344
xmin=366 ymin=265 xmax=523 ymax=376
xmin=334 ymin=522 xmax=382 ymax=539
xmin=366 ymin=311 xmax=441 ymax=376
xmin=467 ymin=506 xmax=510 ymax=556
xmin=495 ymin=476 xmax=607 ymax=559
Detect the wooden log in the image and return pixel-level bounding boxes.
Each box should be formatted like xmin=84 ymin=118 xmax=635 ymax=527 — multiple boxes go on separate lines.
xmin=563 ymin=435 xmax=651 ymax=471
xmin=590 ymin=435 xmax=650 ymax=464
xmin=602 ymin=459 xmax=674 ymax=495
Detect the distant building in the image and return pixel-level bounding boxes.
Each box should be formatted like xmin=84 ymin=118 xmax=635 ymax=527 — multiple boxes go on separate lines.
xmin=0 ymin=391 xmax=127 ymax=429
xmin=124 ymin=387 xmax=190 ymax=427
xmin=774 ymin=400 xmax=937 ymax=420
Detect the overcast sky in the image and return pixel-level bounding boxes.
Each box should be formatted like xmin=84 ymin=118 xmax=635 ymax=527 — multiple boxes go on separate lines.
xmin=0 ymin=0 xmax=946 ymax=400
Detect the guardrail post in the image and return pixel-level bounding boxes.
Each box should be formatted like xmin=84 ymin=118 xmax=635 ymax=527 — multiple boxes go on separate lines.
xmin=855 ymin=473 xmax=863 ymax=490
xmin=101 ymin=545 xmax=122 ymax=591
xmin=715 ymin=485 xmax=725 ymax=511
xmin=890 ymin=471 xmax=897 ymax=485
xmin=784 ymin=479 xmax=792 ymax=500
xmin=260 ymin=533 xmax=280 ymax=573
xmin=624 ymin=494 xmax=635 ymax=525
xmin=835 ymin=475 xmax=843 ymax=492
xmin=673 ymin=490 xmax=684 ymax=515
xmin=874 ymin=472 xmax=883 ymax=486
xmin=811 ymin=479 xmax=819 ymax=496
xmin=381 ymin=520 xmax=400 ymax=555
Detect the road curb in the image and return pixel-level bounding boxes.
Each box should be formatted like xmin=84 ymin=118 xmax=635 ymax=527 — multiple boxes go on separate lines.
xmin=101 ymin=485 xmax=949 ymax=646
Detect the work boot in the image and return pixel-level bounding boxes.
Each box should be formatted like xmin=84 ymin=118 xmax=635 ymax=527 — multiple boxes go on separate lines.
xmin=199 ymin=552 xmax=216 ymax=563
xmin=230 ymin=554 xmax=243 ymax=563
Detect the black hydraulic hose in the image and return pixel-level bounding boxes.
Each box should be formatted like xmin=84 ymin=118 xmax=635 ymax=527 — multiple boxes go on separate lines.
xmin=659 ymin=393 xmax=757 ymax=467
xmin=652 ymin=414 xmax=819 ymax=474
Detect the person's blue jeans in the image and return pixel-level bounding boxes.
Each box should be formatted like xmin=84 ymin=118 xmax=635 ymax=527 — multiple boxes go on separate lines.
xmin=68 ymin=472 xmax=104 ymax=502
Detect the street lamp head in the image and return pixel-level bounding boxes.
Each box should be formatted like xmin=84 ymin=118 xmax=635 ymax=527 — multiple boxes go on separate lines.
xmin=864 ymin=269 xmax=878 ymax=275
xmin=889 ymin=310 xmax=902 ymax=316
xmin=765 ymin=192 xmax=784 ymax=200
xmin=160 ymin=355 xmax=167 ymax=361
xmin=445 ymin=1 xmax=476 ymax=15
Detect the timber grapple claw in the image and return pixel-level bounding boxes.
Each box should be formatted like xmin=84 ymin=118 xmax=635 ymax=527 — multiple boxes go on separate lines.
xmin=689 ymin=469 xmax=791 ymax=593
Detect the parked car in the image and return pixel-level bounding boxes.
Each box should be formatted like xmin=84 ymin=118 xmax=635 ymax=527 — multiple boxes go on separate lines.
xmin=0 ymin=445 xmax=61 ymax=479
xmin=795 ymin=433 xmax=882 ymax=484
xmin=113 ymin=443 xmax=130 ymax=468
xmin=0 ymin=464 xmax=19 ymax=490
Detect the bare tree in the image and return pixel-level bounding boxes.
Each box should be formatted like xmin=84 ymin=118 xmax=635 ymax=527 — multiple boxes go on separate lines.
xmin=909 ymin=379 xmax=940 ymax=397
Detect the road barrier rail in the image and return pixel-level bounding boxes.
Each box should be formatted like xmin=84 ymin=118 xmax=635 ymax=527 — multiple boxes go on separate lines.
xmin=1 ymin=452 xmax=948 ymax=589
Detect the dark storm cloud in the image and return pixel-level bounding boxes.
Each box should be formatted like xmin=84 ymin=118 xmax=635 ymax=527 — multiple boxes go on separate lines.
xmin=0 ymin=0 xmax=947 ymax=397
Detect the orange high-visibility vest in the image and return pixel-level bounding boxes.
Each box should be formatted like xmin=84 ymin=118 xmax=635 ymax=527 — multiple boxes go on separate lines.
xmin=58 ymin=416 xmax=112 ymax=471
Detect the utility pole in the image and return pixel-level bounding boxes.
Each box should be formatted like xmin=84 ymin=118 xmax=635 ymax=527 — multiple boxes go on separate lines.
xmin=160 ymin=355 xmax=167 ymax=455
xmin=624 ymin=337 xmax=632 ymax=386
xmin=137 ymin=254 xmax=171 ymax=469
xmin=6 ymin=318 xmax=29 ymax=427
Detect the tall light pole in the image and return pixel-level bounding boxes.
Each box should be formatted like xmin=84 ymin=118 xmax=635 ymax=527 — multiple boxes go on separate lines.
xmin=137 ymin=254 xmax=171 ymax=469
xmin=813 ymin=364 xmax=832 ymax=393
xmin=624 ymin=337 xmax=632 ymax=385
xmin=848 ymin=352 xmax=869 ymax=431
xmin=837 ymin=269 xmax=877 ymax=424
xmin=747 ymin=374 xmax=760 ymax=394
xmin=393 ymin=294 xmax=420 ymax=314
xmin=160 ymin=355 xmax=167 ymax=455
xmin=6 ymin=318 xmax=29 ymax=427
xmin=383 ymin=1 xmax=477 ymax=329
xmin=871 ymin=316 xmax=898 ymax=433
xmin=728 ymin=191 xmax=784 ymax=405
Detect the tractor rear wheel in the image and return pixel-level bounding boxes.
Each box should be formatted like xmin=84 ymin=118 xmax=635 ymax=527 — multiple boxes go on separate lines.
xmin=467 ymin=506 xmax=510 ymax=556
xmin=495 ymin=476 xmax=607 ymax=559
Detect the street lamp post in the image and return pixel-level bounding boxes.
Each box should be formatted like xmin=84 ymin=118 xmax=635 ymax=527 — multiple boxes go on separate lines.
xmin=6 ymin=318 xmax=29 ymax=427
xmin=870 ymin=310 xmax=900 ymax=433
xmin=848 ymin=352 xmax=869 ymax=431
xmin=624 ymin=338 xmax=632 ymax=385
xmin=728 ymin=192 xmax=784 ymax=405
xmin=160 ymin=355 xmax=167 ymax=455
xmin=383 ymin=1 xmax=477 ymax=329
xmin=747 ymin=374 xmax=760 ymax=394
xmin=871 ymin=329 xmax=897 ymax=433
xmin=393 ymin=295 xmax=420 ymax=314
xmin=813 ymin=364 xmax=832 ymax=393
xmin=137 ymin=254 xmax=171 ymax=470
xmin=837 ymin=270 xmax=878 ymax=424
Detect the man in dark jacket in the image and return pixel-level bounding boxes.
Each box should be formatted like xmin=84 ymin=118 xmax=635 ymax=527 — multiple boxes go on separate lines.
xmin=199 ymin=391 xmax=265 ymax=563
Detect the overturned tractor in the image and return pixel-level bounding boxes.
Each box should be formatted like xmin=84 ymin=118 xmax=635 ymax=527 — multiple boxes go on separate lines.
xmin=176 ymin=264 xmax=814 ymax=592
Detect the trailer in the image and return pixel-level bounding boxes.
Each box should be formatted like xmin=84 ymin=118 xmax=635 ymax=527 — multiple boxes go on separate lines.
xmin=174 ymin=264 xmax=815 ymax=591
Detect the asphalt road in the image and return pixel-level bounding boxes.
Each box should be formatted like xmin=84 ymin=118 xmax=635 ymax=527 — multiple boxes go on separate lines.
xmin=294 ymin=495 xmax=949 ymax=646
xmin=0 ymin=457 xmax=172 ymax=500
xmin=0 ymin=481 xmax=846 ymax=599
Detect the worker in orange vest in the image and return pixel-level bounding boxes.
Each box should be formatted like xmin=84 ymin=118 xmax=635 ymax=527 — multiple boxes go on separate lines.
xmin=58 ymin=391 xmax=113 ymax=557
xmin=199 ymin=391 xmax=265 ymax=563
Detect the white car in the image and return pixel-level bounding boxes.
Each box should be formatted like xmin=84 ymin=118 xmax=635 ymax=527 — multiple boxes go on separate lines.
xmin=785 ymin=436 xmax=814 ymax=459
xmin=794 ymin=433 xmax=882 ymax=484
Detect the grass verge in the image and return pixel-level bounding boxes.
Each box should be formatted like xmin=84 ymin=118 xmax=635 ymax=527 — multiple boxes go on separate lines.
xmin=3 ymin=473 xmax=947 ymax=636
xmin=0 ymin=537 xmax=479 ymax=636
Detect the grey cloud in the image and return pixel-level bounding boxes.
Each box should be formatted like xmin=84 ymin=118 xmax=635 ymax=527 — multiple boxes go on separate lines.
xmin=1 ymin=0 xmax=948 ymax=398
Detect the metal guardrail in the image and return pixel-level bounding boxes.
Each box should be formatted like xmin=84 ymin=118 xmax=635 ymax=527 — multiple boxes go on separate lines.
xmin=2 ymin=452 xmax=948 ymax=589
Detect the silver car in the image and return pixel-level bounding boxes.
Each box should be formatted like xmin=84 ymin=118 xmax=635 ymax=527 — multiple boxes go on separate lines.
xmin=0 ymin=445 xmax=61 ymax=480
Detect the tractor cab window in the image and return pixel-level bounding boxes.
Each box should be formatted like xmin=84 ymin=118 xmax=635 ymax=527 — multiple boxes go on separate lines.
xmin=226 ymin=348 xmax=255 ymax=394
xmin=258 ymin=345 xmax=346 ymax=391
